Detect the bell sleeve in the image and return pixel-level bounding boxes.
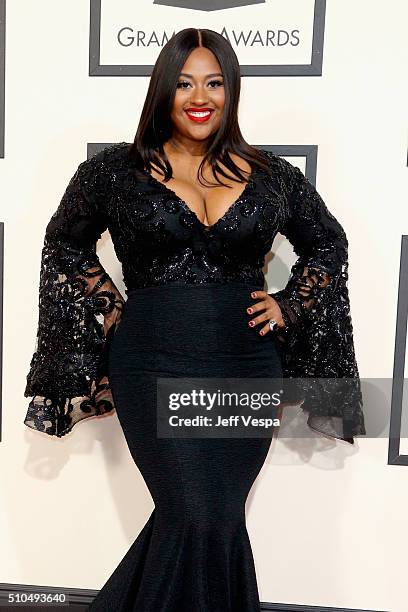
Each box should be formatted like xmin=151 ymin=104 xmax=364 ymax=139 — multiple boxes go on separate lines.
xmin=269 ymin=162 xmax=366 ymax=444
xmin=24 ymin=151 xmax=125 ymax=437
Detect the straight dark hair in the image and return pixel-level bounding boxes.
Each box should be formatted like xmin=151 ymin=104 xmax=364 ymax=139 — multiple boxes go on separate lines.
xmin=129 ymin=28 xmax=271 ymax=188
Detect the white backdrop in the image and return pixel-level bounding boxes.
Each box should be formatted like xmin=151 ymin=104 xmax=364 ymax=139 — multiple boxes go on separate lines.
xmin=0 ymin=1 xmax=407 ymax=610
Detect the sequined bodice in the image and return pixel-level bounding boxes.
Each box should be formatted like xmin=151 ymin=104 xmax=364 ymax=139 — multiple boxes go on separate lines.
xmin=99 ymin=142 xmax=287 ymax=290
xmin=24 ymin=141 xmax=366 ymax=444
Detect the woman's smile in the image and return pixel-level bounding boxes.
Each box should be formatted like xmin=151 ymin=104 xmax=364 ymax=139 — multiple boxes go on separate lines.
xmin=184 ymin=108 xmax=214 ymax=123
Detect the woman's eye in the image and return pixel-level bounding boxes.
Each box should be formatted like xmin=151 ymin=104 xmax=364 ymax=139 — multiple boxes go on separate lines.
xmin=176 ymin=80 xmax=224 ymax=89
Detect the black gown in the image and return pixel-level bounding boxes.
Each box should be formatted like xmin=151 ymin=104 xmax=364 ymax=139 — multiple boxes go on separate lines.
xmin=23 ymin=142 xmax=366 ymax=611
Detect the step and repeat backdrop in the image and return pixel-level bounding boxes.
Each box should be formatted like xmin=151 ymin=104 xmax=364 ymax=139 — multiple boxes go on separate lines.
xmin=0 ymin=1 xmax=407 ymax=610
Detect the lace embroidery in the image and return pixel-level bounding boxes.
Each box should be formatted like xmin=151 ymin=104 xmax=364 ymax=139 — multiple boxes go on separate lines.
xmin=266 ymin=155 xmax=365 ymax=443
xmin=24 ymin=148 xmax=125 ymax=437
xmin=24 ymin=143 xmax=365 ymax=443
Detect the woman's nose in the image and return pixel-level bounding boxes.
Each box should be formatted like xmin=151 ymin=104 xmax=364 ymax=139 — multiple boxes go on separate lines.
xmin=189 ymin=85 xmax=209 ymax=105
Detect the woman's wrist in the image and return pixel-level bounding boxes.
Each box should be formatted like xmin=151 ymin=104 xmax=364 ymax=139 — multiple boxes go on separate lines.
xmin=268 ymin=290 xmax=293 ymax=330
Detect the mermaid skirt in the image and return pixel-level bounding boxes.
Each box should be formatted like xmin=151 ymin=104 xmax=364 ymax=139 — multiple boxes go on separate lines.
xmin=89 ymin=282 xmax=283 ymax=612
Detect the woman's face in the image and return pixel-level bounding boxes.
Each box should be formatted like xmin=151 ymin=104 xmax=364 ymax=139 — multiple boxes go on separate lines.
xmin=170 ymin=46 xmax=225 ymax=144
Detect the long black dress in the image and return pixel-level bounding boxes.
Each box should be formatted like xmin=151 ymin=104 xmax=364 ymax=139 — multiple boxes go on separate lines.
xmin=23 ymin=143 xmax=365 ymax=611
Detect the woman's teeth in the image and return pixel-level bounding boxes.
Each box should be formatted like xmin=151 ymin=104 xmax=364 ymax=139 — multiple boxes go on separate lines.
xmin=187 ymin=111 xmax=211 ymax=117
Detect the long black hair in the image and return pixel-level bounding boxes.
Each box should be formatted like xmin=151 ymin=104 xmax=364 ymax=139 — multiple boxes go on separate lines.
xmin=129 ymin=28 xmax=271 ymax=188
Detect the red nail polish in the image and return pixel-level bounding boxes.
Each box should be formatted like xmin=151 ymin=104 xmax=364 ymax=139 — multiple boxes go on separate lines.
xmin=259 ymin=330 xmax=264 ymax=335
xmin=247 ymin=308 xmax=253 ymax=314
xmin=249 ymin=321 xmax=254 ymax=327
xmin=251 ymin=292 xmax=256 ymax=298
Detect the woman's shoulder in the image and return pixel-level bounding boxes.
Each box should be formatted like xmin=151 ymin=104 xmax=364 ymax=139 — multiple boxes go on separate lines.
xmin=255 ymin=147 xmax=302 ymax=195
xmin=257 ymin=147 xmax=299 ymax=176
xmin=86 ymin=141 xmax=132 ymax=172
xmin=69 ymin=143 xmax=133 ymax=198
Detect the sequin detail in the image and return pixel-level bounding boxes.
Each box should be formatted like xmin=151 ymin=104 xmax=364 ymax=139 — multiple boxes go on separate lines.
xmin=24 ymin=142 xmax=365 ymax=443
xmin=266 ymin=157 xmax=365 ymax=443
xmin=24 ymin=150 xmax=125 ymax=437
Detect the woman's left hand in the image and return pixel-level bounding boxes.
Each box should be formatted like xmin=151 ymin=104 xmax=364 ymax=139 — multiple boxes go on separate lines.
xmin=246 ymin=290 xmax=286 ymax=336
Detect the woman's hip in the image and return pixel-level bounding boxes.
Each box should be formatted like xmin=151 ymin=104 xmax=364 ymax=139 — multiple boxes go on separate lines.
xmin=108 ymin=281 xmax=282 ymax=377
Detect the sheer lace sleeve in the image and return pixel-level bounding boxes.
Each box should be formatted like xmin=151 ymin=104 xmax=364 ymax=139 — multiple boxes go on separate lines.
xmin=269 ymin=162 xmax=366 ymax=444
xmin=24 ymin=149 xmax=125 ymax=437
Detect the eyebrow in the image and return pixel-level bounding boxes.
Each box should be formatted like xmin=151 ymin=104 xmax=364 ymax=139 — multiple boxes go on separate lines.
xmin=179 ymin=72 xmax=223 ymax=79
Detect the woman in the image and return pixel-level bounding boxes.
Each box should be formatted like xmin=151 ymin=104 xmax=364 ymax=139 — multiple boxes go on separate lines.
xmin=24 ymin=28 xmax=365 ymax=612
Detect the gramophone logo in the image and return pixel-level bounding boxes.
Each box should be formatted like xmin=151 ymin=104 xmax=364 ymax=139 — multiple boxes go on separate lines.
xmin=153 ymin=0 xmax=265 ymax=9
xmin=89 ymin=0 xmax=326 ymax=78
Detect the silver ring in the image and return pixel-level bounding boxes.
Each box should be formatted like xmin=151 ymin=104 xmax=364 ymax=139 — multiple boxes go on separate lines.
xmin=269 ymin=318 xmax=278 ymax=332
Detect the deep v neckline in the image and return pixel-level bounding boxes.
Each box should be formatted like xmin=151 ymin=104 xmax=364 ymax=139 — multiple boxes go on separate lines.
xmin=144 ymin=165 xmax=258 ymax=231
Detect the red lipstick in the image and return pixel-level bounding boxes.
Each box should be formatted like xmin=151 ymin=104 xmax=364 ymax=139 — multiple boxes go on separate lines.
xmin=184 ymin=108 xmax=214 ymax=123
